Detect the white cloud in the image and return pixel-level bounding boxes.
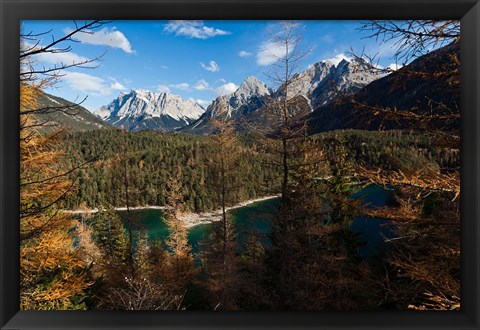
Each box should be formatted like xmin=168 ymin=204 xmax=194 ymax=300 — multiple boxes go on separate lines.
xmin=217 ymin=82 xmax=238 ymax=96
xmin=323 ymin=53 xmax=351 ymax=66
xmin=62 ymin=71 xmax=116 ymax=96
xmin=200 ymin=60 xmax=220 ymax=72
xmin=160 ymin=65 xmax=168 ymax=69
xmin=65 ymin=27 xmax=134 ymax=54
xmin=35 ymin=49 xmax=89 ymax=66
xmin=194 ymin=79 xmax=211 ymax=91
xmin=239 ymin=50 xmax=253 ymax=58
xmin=26 ymin=42 xmax=89 ymax=66
xmin=164 ymin=20 xmax=230 ymax=39
xmin=110 ymin=81 xmax=127 ymax=90
xmin=157 ymin=84 xmax=171 ymax=93
xmin=256 ymin=41 xmax=288 ymax=66
xmin=195 ymin=99 xmax=211 ymax=108
xmin=170 ymin=83 xmax=190 ymax=90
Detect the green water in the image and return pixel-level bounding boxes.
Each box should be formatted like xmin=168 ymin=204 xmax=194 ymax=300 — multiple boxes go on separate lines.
xmin=116 ymin=199 xmax=280 ymax=253
xmin=115 ymin=186 xmax=394 ymax=258
xmin=116 ymin=209 xmax=215 ymax=252
xmin=117 ymin=209 xmax=169 ymax=239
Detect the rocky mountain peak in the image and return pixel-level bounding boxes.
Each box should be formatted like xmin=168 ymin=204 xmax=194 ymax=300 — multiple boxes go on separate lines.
xmin=236 ymin=76 xmax=271 ymax=98
xmin=309 ymin=57 xmax=382 ymax=108
xmin=284 ymin=61 xmax=335 ymax=102
xmin=94 ymin=90 xmax=205 ymax=132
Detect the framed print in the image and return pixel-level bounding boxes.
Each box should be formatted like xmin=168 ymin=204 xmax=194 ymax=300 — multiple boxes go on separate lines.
xmin=1 ymin=0 xmax=479 ymax=329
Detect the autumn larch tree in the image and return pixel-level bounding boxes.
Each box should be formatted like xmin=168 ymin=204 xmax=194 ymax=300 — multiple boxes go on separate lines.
xmin=350 ymin=20 xmax=461 ymax=310
xmin=260 ymin=21 xmax=312 ymax=200
xmin=203 ymin=100 xmax=240 ymax=310
xmin=164 ymin=169 xmax=195 ymax=293
xmin=19 ymin=20 xmax=109 ymax=309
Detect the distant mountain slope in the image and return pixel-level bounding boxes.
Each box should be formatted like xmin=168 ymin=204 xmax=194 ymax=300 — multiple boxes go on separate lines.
xmin=308 ymin=43 xmax=460 ymax=133
xmin=182 ymin=76 xmax=272 ymax=134
xmin=184 ymin=59 xmax=381 ymax=135
xmin=277 ymin=57 xmax=380 ymax=108
xmin=309 ymin=58 xmax=380 ymax=108
xmin=34 ymin=92 xmax=110 ymax=131
xmin=95 ymin=90 xmax=205 ymax=132
xmin=209 ymin=76 xmax=272 ymax=118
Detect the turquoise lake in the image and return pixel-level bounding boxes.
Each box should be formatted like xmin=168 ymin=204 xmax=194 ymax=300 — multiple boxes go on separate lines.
xmin=116 ymin=185 xmax=395 ymax=259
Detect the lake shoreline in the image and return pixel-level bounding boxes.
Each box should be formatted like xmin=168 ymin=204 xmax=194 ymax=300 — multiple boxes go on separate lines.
xmin=63 ymin=195 xmax=280 ymax=228
xmin=180 ymin=195 xmax=280 ymax=228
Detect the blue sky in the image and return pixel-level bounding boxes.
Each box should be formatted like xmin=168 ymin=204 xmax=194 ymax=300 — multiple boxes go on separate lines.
xmin=21 ymin=20 xmax=404 ymax=111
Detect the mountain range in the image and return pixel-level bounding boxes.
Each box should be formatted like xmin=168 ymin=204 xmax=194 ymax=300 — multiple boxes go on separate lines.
xmin=91 ymin=56 xmax=381 ymax=133
xmin=43 ymin=43 xmax=458 ymax=135
xmin=183 ymin=57 xmax=381 ymax=134
xmin=182 ymin=76 xmax=273 ymax=133
xmin=94 ymin=89 xmax=205 ymax=131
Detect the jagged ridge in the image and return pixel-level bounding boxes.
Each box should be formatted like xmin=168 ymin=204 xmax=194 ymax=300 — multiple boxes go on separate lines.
xmin=95 ymin=90 xmax=205 ymax=132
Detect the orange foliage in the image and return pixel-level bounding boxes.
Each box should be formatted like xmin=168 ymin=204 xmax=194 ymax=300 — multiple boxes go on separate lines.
xmin=20 ymin=83 xmax=94 ymax=310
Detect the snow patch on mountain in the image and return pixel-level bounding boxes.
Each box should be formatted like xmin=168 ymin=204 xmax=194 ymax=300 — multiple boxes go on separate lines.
xmin=94 ymin=90 xmax=205 ymax=131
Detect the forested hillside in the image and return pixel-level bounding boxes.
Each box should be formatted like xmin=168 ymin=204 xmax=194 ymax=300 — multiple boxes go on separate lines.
xmin=61 ymin=129 xmax=279 ymax=211
xmin=60 ymin=129 xmax=459 ymax=212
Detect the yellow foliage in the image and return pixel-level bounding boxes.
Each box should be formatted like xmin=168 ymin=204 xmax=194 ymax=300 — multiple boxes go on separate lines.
xmin=20 ymin=83 xmax=94 ymax=310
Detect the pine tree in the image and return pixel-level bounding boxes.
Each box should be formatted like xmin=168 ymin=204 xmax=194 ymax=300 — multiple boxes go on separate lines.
xmin=90 ymin=206 xmax=128 ymax=264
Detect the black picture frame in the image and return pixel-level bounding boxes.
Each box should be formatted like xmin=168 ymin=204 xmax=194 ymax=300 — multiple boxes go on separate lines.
xmin=1 ymin=0 xmax=479 ymax=329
